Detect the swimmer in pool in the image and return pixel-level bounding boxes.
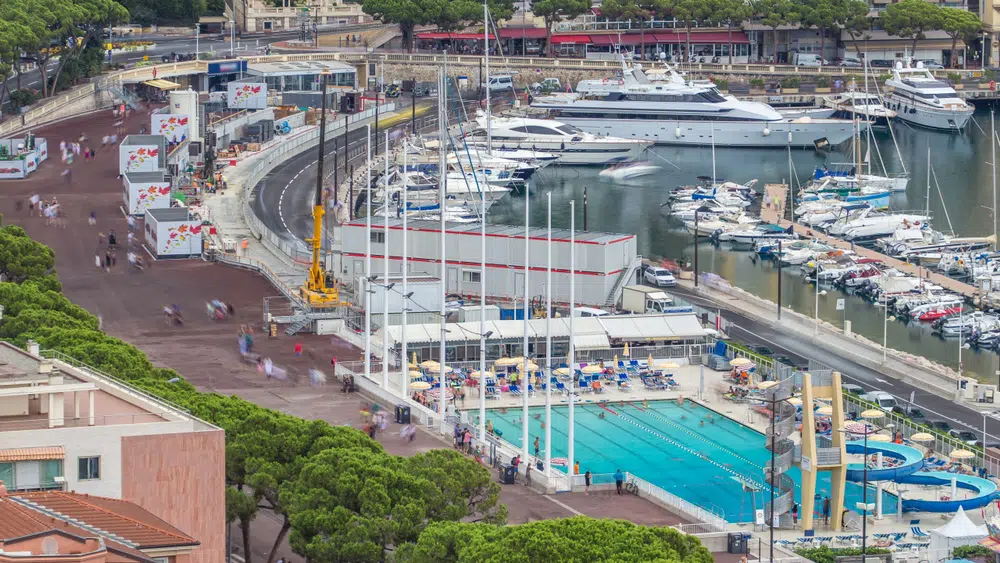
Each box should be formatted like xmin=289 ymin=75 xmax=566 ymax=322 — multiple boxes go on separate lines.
xmin=700 ymin=420 xmax=705 ymax=427
xmin=599 ymin=412 xmax=606 ymax=419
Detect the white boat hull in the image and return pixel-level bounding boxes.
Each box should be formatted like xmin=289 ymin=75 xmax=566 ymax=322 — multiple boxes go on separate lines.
xmin=467 ymin=140 xmax=647 ymax=165
xmin=549 ymin=117 xmax=862 ymax=148
xmin=884 ymin=97 xmax=974 ymax=131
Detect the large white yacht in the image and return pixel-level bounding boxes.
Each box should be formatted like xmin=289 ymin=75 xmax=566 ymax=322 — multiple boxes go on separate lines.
xmin=465 ymin=112 xmax=651 ymax=165
xmin=882 ymin=61 xmax=974 ymax=131
xmin=528 ymin=58 xmax=864 ymax=148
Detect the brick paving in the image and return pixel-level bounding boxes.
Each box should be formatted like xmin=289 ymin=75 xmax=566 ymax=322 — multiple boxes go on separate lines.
xmin=0 ymin=112 xmax=744 ymax=562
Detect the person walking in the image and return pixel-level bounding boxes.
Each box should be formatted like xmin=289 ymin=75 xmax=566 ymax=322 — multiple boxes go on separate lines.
xmin=533 ymin=436 xmax=540 ymax=458
xmin=823 ymin=496 xmax=831 ymax=525
xmin=584 ymin=470 xmax=592 ymax=494
xmin=614 ymin=468 xmax=624 ymax=494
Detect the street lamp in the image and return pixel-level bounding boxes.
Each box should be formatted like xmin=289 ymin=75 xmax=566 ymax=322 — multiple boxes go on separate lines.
xmin=229 ymin=19 xmax=235 ymax=57
xmin=842 ymin=412 xmax=883 ymax=556
xmin=693 ymin=205 xmax=711 ymax=287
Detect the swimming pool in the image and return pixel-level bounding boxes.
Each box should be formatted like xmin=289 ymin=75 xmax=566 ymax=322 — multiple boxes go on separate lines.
xmin=486 ymin=400 xmax=896 ymax=523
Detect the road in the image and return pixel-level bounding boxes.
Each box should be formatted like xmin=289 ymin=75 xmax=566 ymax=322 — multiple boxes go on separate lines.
xmin=668 ymin=283 xmax=1000 ymax=445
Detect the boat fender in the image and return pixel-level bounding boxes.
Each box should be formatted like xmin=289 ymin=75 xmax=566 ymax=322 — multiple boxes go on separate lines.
xmin=675 ymin=126 xmax=682 ymax=138
xmin=787 ymin=131 xmax=793 ymax=144
xmin=763 ymin=127 xmax=771 ymax=137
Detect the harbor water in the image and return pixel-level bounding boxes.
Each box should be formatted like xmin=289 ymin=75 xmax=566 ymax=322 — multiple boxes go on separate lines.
xmin=488 ymin=109 xmax=1000 ymax=380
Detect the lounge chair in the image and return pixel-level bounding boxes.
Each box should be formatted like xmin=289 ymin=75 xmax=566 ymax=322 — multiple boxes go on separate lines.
xmin=527 ymin=384 xmax=536 ymax=396
xmin=556 ymin=382 xmax=567 ymax=394
xmin=485 ymin=385 xmax=499 ymax=399
xmin=910 ymin=525 xmax=928 ymax=538
xmin=509 ymin=384 xmax=522 ymax=396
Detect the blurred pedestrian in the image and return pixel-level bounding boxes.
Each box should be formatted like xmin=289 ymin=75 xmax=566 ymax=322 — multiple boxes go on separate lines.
xmin=295 ymin=342 xmax=303 ymax=356
xmin=88 ymin=210 xmax=96 ymax=226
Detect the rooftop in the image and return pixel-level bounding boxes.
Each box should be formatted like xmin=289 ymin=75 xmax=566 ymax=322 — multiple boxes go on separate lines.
xmin=246 ymin=60 xmax=355 ymax=76
xmin=346 ymin=219 xmax=636 ymax=245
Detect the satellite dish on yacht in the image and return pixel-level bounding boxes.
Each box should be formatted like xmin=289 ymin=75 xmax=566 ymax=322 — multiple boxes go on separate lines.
xmin=916 ymin=61 xmax=925 ymax=69
xmin=895 ymin=61 xmax=903 ymax=70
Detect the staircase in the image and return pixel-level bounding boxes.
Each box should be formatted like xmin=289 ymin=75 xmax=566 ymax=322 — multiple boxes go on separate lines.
xmin=100 ymin=85 xmax=141 ymax=111
xmin=605 ymin=255 xmax=644 ymax=307
xmin=285 ymin=315 xmax=312 ymax=336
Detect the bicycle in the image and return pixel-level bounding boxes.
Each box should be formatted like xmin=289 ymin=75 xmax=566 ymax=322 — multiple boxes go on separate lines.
xmin=624 ymin=478 xmax=639 ymax=495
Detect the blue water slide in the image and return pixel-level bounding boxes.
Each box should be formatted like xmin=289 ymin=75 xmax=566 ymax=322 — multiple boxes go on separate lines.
xmin=897 ymin=471 xmax=999 ymax=513
xmin=844 ymin=441 xmax=926 ymax=482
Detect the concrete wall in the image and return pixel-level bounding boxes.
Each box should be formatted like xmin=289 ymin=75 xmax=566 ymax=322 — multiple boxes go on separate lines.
xmin=121 ymin=430 xmax=226 ymax=563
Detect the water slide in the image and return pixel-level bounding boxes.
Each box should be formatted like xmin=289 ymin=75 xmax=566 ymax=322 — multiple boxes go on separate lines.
xmin=842 ymin=441 xmax=998 ymax=512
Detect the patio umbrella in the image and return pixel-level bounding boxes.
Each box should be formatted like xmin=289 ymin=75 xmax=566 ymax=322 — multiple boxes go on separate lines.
xmin=469 ymin=370 xmax=489 ymax=378
xmin=860 ymin=409 xmax=886 ymax=420
xmin=757 ymin=380 xmax=778 ymax=390
xmin=730 ymin=357 xmax=752 ymax=367
xmin=582 ymin=364 xmax=604 ymax=374
xmin=658 ymin=361 xmax=680 ymax=369
xmin=648 ymin=353 xmax=654 ymax=367
xmin=409 ymin=370 xmax=424 ymax=379
xmin=787 ymin=397 xmax=802 ymax=406
xmin=815 ymin=405 xmax=834 ymax=415
xmin=623 ymin=343 xmax=630 ymax=356
xmin=869 ymin=434 xmax=891 ymax=442
xmin=910 ymin=432 xmax=935 ymax=442
xmin=495 ymin=357 xmax=521 ymax=367
xmin=554 ymin=367 xmax=571 ymax=376
xmin=951 ymin=449 xmax=976 ymax=460
xmin=516 ymin=361 xmax=539 ymax=372
xmin=419 ymin=359 xmax=440 ymax=370
xmin=410 ymin=381 xmax=432 ymax=390
xmin=613 ymin=354 xmax=619 ymax=365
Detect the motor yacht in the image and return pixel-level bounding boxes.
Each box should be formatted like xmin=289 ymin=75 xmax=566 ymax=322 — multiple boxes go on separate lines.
xmin=883 ymin=61 xmax=974 ymax=131
xmin=821 ymin=92 xmax=897 ymax=126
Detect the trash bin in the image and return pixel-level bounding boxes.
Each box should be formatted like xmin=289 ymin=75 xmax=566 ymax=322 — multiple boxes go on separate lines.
xmin=394 ymin=404 xmax=410 ymax=424
xmin=499 ymin=464 xmax=517 ymax=484
xmin=727 ymin=532 xmax=747 ymax=554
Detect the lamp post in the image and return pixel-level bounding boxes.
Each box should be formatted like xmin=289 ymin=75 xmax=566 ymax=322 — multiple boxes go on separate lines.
xmin=229 ymin=20 xmax=235 ymax=57
xmin=693 ymin=205 xmax=711 ymax=287
xmin=843 ymin=414 xmax=882 ymax=556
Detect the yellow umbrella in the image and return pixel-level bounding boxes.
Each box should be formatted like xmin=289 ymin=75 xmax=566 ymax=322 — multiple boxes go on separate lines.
xmin=869 ymin=434 xmax=891 ymax=442
xmin=420 ymin=359 xmax=440 ymax=369
xmin=730 ymin=357 xmax=752 ymax=367
xmin=951 ymin=449 xmax=976 ymax=460
xmin=412 ymin=351 xmax=418 ymax=365
xmin=816 ymin=405 xmax=834 ymax=415
xmin=410 ymin=381 xmax=432 ymax=390
xmin=910 ymin=432 xmax=935 ymax=442
xmin=495 ymin=357 xmax=521 ymax=367
xmin=787 ymin=397 xmax=802 ymax=406
xmin=613 ymin=354 xmax=619 ymax=365
xmin=623 ymin=342 xmax=630 ymax=356
xmin=516 ymin=361 xmax=539 ymax=372
xmin=409 ymin=370 xmax=424 ymax=378
xmin=648 ymin=353 xmax=654 ymax=367
xmin=860 ymin=409 xmax=885 ymax=420
xmin=658 ymin=361 xmax=680 ymax=369
xmin=469 ymin=370 xmax=488 ymax=378
xmin=757 ymin=380 xmax=778 ymax=390
xmin=554 ymin=367 xmax=571 ymax=376
xmin=582 ymin=364 xmax=605 ymax=374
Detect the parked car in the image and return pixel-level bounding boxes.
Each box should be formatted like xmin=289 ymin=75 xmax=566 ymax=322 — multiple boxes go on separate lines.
xmin=929 ymin=420 xmax=952 ymax=433
xmin=837 ymin=57 xmax=863 ymax=68
xmin=862 ymin=391 xmax=898 ymax=412
xmin=891 ymin=405 xmax=926 ymax=424
xmin=950 ymin=429 xmax=979 ymax=445
xmin=747 ymin=345 xmax=775 ymax=357
xmin=869 ymin=59 xmax=894 ymax=68
xmin=919 ymin=59 xmax=945 ymax=69
xmin=643 ymin=267 xmax=677 ymax=287
xmin=842 ymin=383 xmax=865 ymax=396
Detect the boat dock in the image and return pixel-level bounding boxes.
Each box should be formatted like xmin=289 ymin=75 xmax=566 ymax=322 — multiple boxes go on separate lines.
xmin=760 ymin=184 xmax=983 ymax=300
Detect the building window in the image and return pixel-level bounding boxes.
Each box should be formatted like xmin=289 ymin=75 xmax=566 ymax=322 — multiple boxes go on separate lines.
xmin=152 ymin=558 xmax=169 ymax=563
xmin=0 ymin=460 xmax=64 ymax=491
xmin=78 ymin=456 xmax=100 ymax=480
xmin=462 ymin=270 xmax=481 ymax=283
xmin=370 ymin=231 xmax=385 ymax=244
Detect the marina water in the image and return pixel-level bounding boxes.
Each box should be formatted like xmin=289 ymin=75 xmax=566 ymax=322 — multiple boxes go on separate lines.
xmin=488 ymin=108 xmax=1000 ymax=380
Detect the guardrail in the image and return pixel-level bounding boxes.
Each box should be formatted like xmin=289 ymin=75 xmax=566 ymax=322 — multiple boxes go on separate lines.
xmin=210 ymin=249 xmax=303 ymax=305
xmin=626 ymin=472 xmax=728 ymax=531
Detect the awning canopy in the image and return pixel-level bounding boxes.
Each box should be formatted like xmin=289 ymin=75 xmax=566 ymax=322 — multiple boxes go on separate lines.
xmin=572 ymin=333 xmax=611 ymax=350
xmin=416 ymin=32 xmax=495 ymax=41
xmin=587 ymin=31 xmax=750 ymax=46
xmin=499 ymin=27 xmax=548 ymax=39
xmin=550 ymin=34 xmax=592 ymax=45
xmin=143 ymin=79 xmax=181 ymax=90
xmin=0 ymin=446 xmax=65 ymax=462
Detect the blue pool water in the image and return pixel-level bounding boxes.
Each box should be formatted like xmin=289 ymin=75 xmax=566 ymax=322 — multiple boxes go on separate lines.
xmin=487 ymin=400 xmax=896 ymax=523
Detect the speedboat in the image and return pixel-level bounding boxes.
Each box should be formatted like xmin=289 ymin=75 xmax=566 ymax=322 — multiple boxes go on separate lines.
xmin=821 ymin=91 xmax=897 ymax=126
xmin=466 ymin=111 xmax=652 ymax=165
xmin=728 ymin=224 xmax=798 ymax=247
xmin=808 ymin=171 xmax=908 ymax=194
xmin=599 ymin=161 xmax=660 ymax=181
xmin=686 ymin=213 xmax=760 ymax=238
xmin=670 ymin=199 xmax=745 ymax=222
xmin=883 ymin=60 xmax=974 ymax=131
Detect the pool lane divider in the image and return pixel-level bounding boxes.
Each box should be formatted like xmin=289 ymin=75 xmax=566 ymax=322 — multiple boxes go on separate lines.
xmin=600 ymin=402 xmax=769 ymax=492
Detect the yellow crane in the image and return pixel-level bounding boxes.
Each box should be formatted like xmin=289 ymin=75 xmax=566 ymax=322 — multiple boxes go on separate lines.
xmin=301 ymin=71 xmax=349 ymax=307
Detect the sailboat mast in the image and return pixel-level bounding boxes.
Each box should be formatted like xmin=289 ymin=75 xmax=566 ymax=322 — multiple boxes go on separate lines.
xmin=993 ymin=109 xmax=997 ymax=248
xmin=854 ymin=114 xmax=862 ymax=190
xmin=925 ymin=145 xmax=930 ymax=217
xmin=711 ymin=126 xmax=716 ymax=185
xmin=485 ymin=1 xmax=492 ymax=154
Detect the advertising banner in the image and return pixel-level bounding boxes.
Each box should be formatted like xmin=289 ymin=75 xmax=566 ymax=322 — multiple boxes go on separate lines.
xmin=227 ymin=82 xmax=267 ymax=110
xmin=120 ymin=145 xmax=160 ymax=174
xmin=151 ymin=114 xmax=190 ymax=144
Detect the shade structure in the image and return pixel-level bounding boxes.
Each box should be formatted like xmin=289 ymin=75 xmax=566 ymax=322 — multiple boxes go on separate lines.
xmin=553 ymin=367 xmax=571 ymax=376
xmin=582 ymin=364 xmax=605 ymax=374
xmin=408 ymin=362 xmax=418 ymax=369
xmin=516 ymin=361 xmax=540 ymax=372
xmin=730 ymin=357 xmax=752 ymax=367
xmin=861 ymin=409 xmax=886 ymax=419
xmin=658 ymin=361 xmax=680 ymax=369
xmin=613 ymin=354 xmax=619 ymax=365
xmin=843 ymin=420 xmax=875 ymax=435
xmin=623 ymin=342 xmax=630 ymax=356
xmin=495 ymin=357 xmax=521 ymax=367
xmin=911 ymin=432 xmax=935 ymax=442
xmin=409 ymin=370 xmax=424 ymax=379
xmin=787 ymin=397 xmax=802 ymax=406
xmin=951 ymin=449 xmax=976 ymax=460
xmin=469 ymin=370 xmax=491 ymax=378
xmin=419 ymin=359 xmax=440 ymax=369
xmin=425 ymin=388 xmax=455 ymax=400
xmin=816 ymin=405 xmax=834 ymax=415
xmin=647 ymin=353 xmax=654 ymax=367
xmin=757 ymin=380 xmax=778 ymax=390
xmin=410 ymin=381 xmax=432 ymax=390
xmin=869 ymin=434 xmax=892 ymax=442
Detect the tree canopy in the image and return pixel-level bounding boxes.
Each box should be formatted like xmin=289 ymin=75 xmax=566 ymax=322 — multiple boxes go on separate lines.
xmin=799 ymin=0 xmax=869 ymax=66
xmin=531 ymin=0 xmax=592 ymax=56
xmin=362 ymin=0 xmax=514 ymax=51
xmin=395 ymin=517 xmax=716 ymax=563
xmin=881 ymin=0 xmax=946 ymax=55
xmin=940 ymin=7 xmax=982 ymax=67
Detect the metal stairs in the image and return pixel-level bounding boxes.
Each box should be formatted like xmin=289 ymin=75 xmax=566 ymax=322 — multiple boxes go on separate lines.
xmin=285 ymin=315 xmax=312 ymax=336
xmin=605 ymin=255 xmax=644 ymax=307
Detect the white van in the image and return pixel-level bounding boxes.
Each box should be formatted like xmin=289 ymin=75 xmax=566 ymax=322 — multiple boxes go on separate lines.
xmin=573 ymin=307 xmax=610 ymax=318
xmin=487 ymin=75 xmax=514 ymax=92
xmin=794 ymin=53 xmax=827 ymax=67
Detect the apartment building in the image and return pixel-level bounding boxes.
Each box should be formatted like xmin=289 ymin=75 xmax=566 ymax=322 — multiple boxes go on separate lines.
xmin=0 ymin=342 xmax=224 ymax=563
xmin=230 ymin=0 xmax=365 ymax=34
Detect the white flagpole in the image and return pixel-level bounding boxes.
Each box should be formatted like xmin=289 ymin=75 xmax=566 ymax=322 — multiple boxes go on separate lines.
xmin=522 ymin=186 xmax=530 ymax=465
xmin=365 ymin=124 xmax=372 ymax=382
xmin=544 ymin=192 xmax=553 ymax=477
xmin=438 ymin=67 xmax=448 ymax=434
xmin=568 ymin=199 xmax=575 ymax=481
xmin=383 ymin=131 xmax=390 ymax=390
xmin=402 ymin=139 xmax=409 ymax=396
xmin=479 ymin=135 xmax=488 ymax=441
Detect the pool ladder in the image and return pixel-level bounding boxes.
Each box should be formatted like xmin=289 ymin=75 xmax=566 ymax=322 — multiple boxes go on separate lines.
xmin=761 ymin=377 xmax=797 ymax=528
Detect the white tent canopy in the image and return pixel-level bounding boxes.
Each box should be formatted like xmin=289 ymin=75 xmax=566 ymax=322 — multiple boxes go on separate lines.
xmin=928 ymin=506 xmax=988 ymax=554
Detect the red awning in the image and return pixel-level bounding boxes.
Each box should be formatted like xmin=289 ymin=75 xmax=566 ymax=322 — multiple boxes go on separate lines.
xmin=550 ymin=34 xmax=592 ymax=45
xmin=652 ymin=31 xmax=750 ymax=44
xmin=416 ymin=32 xmax=495 ymax=40
xmin=498 ymin=27 xmax=548 ymax=39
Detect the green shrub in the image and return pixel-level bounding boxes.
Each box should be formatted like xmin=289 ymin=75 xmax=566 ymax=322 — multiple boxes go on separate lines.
xmin=953 ymin=544 xmax=994 ymax=558
xmin=8 ymin=89 xmax=40 ymax=112
xmin=780 ymin=76 xmax=801 ymax=89
xmin=948 ymin=71 xmax=962 ymax=83
xmin=816 ymin=76 xmax=831 ymax=88
xmin=713 ymin=78 xmax=729 ymax=91
xmin=796 ymin=546 xmax=891 ymax=563
xmin=750 ymin=77 xmax=765 ymax=89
